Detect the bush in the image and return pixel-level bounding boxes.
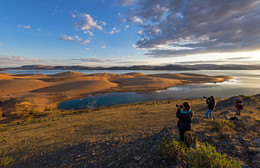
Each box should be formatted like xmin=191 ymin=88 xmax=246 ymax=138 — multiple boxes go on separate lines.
xmin=207 ymin=119 xmax=234 ymax=133
xmin=0 ymin=156 xmax=15 ymax=167
xmin=158 ymin=139 xmax=241 ymax=168
xmin=158 ymin=139 xmax=187 ymax=162
xmin=184 ymin=142 xmax=241 ymax=168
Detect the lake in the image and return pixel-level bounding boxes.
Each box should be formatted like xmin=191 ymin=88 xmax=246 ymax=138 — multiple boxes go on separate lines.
xmin=2 ymin=69 xmax=260 ymax=110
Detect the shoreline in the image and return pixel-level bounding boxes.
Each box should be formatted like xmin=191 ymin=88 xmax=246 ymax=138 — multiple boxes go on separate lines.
xmin=0 ymin=71 xmax=232 ymax=122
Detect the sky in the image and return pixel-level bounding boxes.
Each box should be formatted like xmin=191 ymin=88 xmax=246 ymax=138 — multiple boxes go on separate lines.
xmin=0 ymin=0 xmax=260 ymax=67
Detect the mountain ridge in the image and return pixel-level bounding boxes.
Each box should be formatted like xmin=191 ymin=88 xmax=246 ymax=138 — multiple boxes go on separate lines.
xmin=3 ymin=64 xmax=260 ymax=70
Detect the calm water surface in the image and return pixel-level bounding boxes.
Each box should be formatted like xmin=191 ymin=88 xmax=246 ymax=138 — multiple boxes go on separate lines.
xmin=2 ymin=69 xmax=260 ymax=109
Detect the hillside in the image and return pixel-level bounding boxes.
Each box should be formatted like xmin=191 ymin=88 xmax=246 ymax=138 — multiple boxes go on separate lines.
xmin=0 ymin=95 xmax=259 ymax=167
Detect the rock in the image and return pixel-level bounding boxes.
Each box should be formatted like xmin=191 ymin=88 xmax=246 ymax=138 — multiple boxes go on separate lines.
xmin=139 ymin=158 xmax=145 ymax=165
xmin=192 ymin=118 xmax=199 ymax=124
xmin=253 ymin=153 xmax=260 ymax=167
xmin=219 ymin=110 xmax=230 ymax=116
xmin=106 ymin=161 xmax=116 ymax=167
xmin=133 ymin=156 xmax=142 ymax=162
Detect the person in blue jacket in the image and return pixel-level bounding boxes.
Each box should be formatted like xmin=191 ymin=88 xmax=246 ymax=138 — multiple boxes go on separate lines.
xmin=176 ymin=102 xmax=193 ymax=147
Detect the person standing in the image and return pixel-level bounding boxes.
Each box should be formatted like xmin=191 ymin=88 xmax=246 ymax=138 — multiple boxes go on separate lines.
xmin=176 ymin=102 xmax=193 ymax=147
xmin=205 ymin=96 xmax=216 ymax=119
xmin=235 ymin=98 xmax=244 ymax=116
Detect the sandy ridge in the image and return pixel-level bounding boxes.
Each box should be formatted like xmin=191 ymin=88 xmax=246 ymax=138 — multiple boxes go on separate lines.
xmin=0 ymin=71 xmax=232 ymax=119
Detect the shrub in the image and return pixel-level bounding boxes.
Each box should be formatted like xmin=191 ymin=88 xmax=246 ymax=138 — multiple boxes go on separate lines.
xmin=158 ymin=139 xmax=241 ymax=168
xmin=158 ymin=139 xmax=187 ymax=162
xmin=183 ymin=142 xmax=241 ymax=168
xmin=207 ymin=119 xmax=235 ymax=133
xmin=0 ymin=156 xmax=15 ymax=167
xmin=238 ymin=95 xmax=254 ymax=100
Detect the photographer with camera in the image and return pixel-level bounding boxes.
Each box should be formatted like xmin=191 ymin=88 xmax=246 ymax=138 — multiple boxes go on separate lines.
xmin=204 ymin=96 xmax=216 ymax=119
xmin=176 ymin=102 xmax=193 ymax=147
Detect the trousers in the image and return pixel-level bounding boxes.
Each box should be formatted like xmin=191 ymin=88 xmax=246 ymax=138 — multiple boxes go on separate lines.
xmin=179 ymin=130 xmax=190 ymax=148
xmin=205 ymin=109 xmax=213 ymax=119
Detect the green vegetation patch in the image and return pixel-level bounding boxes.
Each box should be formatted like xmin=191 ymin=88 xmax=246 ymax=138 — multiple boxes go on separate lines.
xmin=207 ymin=119 xmax=235 ymax=133
xmin=159 ymin=138 xmax=187 ymax=162
xmin=159 ymin=139 xmax=241 ymax=168
xmin=0 ymin=156 xmax=15 ymax=167
xmin=238 ymin=95 xmax=254 ymax=100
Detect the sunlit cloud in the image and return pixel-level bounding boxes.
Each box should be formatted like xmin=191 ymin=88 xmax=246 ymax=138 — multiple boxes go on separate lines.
xmin=58 ymin=34 xmax=90 ymax=45
xmin=116 ymin=0 xmax=136 ymax=6
xmin=109 ymin=27 xmax=120 ymax=35
xmin=73 ymin=13 xmax=104 ymax=31
xmin=17 ymin=24 xmax=31 ymax=29
xmin=0 ymin=55 xmax=42 ymax=67
xmin=71 ymin=58 xmax=119 ymax=62
xmin=124 ymin=0 xmax=260 ymax=58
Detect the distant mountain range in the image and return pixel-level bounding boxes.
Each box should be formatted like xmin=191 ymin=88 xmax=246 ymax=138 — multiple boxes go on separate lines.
xmin=4 ymin=64 xmax=260 ymax=71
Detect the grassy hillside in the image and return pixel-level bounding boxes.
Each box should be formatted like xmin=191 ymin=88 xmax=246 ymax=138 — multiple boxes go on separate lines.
xmin=0 ymin=95 xmax=259 ymax=167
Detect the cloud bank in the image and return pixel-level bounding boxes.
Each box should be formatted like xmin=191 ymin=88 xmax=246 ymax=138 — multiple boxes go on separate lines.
xmin=126 ymin=0 xmax=260 ymax=57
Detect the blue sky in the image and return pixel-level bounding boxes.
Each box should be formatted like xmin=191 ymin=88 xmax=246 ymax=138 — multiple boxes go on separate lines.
xmin=0 ymin=0 xmax=260 ymax=67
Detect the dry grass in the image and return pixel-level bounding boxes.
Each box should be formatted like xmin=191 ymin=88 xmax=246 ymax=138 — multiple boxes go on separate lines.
xmin=0 ymin=96 xmax=259 ymax=167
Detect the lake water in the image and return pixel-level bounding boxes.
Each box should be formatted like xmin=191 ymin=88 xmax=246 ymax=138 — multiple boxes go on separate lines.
xmin=2 ymin=69 xmax=260 ymax=110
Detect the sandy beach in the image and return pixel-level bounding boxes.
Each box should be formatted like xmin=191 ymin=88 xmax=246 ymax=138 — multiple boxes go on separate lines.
xmin=0 ymin=71 xmax=232 ymax=121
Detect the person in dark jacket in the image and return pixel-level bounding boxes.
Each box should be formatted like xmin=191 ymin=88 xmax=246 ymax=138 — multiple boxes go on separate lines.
xmin=205 ymin=96 xmax=216 ymax=119
xmin=176 ymin=102 xmax=193 ymax=147
xmin=235 ymin=98 xmax=244 ymax=116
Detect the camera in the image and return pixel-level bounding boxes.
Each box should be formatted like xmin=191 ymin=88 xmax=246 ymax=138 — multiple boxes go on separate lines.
xmin=203 ymin=96 xmax=209 ymax=99
xmin=176 ymin=104 xmax=183 ymax=108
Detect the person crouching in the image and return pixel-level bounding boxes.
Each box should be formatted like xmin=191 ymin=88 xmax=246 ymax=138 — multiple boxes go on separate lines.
xmin=176 ymin=102 xmax=193 ymax=147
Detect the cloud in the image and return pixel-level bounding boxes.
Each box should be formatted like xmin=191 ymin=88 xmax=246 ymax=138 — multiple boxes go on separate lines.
xmin=129 ymin=15 xmax=143 ymax=24
xmin=0 ymin=42 xmax=2 ymax=46
xmin=99 ymin=21 xmax=107 ymax=26
xmin=59 ymin=34 xmax=75 ymax=41
xmin=58 ymin=34 xmax=90 ymax=45
xmin=17 ymin=24 xmax=31 ymax=29
xmin=0 ymin=56 xmax=42 ymax=67
xmin=84 ymin=30 xmax=94 ymax=36
xmin=117 ymin=0 xmax=137 ymax=6
xmin=101 ymin=45 xmax=107 ymax=49
xmin=109 ymin=27 xmax=120 ymax=35
xmin=71 ymin=58 xmax=118 ymax=62
xmin=80 ymin=39 xmax=90 ymax=45
xmin=118 ymin=13 xmax=127 ymax=24
xmin=226 ymin=57 xmax=251 ymax=60
xmin=124 ymin=25 xmax=129 ymax=29
xmin=126 ymin=0 xmax=260 ymax=58
xmin=73 ymin=13 xmax=104 ymax=31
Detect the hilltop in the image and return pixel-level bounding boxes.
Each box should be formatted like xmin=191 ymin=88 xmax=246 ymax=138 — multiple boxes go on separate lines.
xmin=0 ymin=95 xmax=259 ymax=167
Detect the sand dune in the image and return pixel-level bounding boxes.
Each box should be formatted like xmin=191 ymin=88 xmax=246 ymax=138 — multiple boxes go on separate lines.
xmin=31 ymin=80 xmax=117 ymax=93
xmin=0 ymin=71 xmax=232 ymax=118
xmin=49 ymin=71 xmax=83 ymax=77
xmin=0 ymin=79 xmax=49 ymax=95
xmin=149 ymin=73 xmax=231 ymax=83
xmin=114 ymin=76 xmax=180 ymax=90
